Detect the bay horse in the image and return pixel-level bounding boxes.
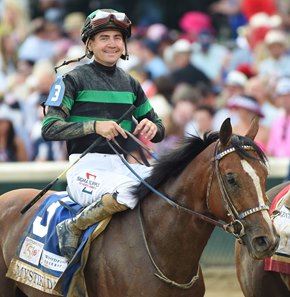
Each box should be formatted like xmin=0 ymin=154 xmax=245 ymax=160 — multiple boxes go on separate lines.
xmin=0 ymin=118 xmax=279 ymax=297
xmin=235 ymin=180 xmax=290 ymax=297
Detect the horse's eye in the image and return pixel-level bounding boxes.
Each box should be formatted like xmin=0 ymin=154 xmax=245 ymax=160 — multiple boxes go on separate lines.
xmin=226 ymin=173 xmax=236 ymax=185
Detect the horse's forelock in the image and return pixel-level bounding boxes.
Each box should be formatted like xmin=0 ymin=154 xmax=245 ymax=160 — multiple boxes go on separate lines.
xmin=231 ymin=135 xmax=267 ymax=164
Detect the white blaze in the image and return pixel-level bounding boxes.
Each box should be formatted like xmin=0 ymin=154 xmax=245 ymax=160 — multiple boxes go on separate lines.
xmin=240 ymin=160 xmax=271 ymax=223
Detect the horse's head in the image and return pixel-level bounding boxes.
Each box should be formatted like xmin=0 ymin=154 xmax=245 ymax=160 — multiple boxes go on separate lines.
xmin=207 ymin=117 xmax=279 ymax=259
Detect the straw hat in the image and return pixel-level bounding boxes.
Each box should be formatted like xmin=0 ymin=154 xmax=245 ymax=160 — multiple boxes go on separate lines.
xmin=264 ymin=29 xmax=287 ymax=45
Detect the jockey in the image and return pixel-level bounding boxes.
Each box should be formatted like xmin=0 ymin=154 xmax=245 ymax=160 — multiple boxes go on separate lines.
xmin=42 ymin=8 xmax=165 ymax=261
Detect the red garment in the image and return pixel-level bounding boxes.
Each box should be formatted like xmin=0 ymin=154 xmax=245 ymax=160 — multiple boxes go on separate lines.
xmin=264 ymin=184 xmax=290 ymax=274
xmin=241 ymin=0 xmax=277 ymax=20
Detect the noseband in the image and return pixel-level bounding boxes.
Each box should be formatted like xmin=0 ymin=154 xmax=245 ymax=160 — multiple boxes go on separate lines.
xmin=206 ymin=142 xmax=269 ymax=241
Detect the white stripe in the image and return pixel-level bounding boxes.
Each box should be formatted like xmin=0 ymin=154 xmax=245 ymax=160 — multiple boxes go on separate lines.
xmin=240 ymin=160 xmax=271 ymax=223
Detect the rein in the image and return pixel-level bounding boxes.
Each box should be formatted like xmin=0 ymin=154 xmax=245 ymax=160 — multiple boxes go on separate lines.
xmin=107 ymin=139 xmax=224 ymax=228
xmin=107 ymin=138 xmax=269 ymax=289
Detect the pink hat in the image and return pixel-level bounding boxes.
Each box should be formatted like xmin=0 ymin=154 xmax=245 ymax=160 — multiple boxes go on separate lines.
xmin=179 ymin=11 xmax=212 ymax=35
xmin=227 ymin=95 xmax=264 ymax=118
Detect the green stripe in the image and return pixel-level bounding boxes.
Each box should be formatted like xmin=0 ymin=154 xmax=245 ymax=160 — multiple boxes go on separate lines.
xmin=134 ymin=100 xmax=152 ymax=117
xmin=63 ymin=95 xmax=74 ymax=110
xmin=76 ymin=90 xmax=136 ymax=104
xmin=68 ymin=116 xmax=132 ymax=131
xmin=42 ymin=116 xmax=64 ymax=128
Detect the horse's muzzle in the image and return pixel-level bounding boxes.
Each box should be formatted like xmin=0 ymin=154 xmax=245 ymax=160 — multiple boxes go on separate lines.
xmin=249 ymin=233 xmax=280 ymax=259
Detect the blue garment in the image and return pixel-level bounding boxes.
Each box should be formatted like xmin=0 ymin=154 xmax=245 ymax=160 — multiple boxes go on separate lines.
xmin=18 ymin=35 xmax=56 ymax=63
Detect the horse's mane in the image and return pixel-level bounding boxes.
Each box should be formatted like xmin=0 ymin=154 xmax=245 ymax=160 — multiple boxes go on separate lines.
xmin=132 ymin=132 xmax=219 ymax=200
xmin=132 ymin=132 xmax=267 ymax=200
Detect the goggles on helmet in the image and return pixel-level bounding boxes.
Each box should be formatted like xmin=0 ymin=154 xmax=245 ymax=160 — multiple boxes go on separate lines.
xmin=89 ymin=10 xmax=131 ymax=38
xmin=91 ymin=10 xmax=131 ymax=28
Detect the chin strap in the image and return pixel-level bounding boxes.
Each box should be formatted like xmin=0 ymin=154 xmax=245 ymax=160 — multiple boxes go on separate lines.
xmin=121 ymin=38 xmax=129 ymax=60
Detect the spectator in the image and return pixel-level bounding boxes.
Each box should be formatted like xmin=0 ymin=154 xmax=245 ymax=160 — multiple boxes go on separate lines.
xmin=244 ymin=75 xmax=283 ymax=127
xmin=191 ymin=29 xmax=229 ymax=91
xmin=178 ymin=11 xmax=213 ymax=42
xmin=168 ymin=38 xmax=211 ymax=88
xmin=277 ymin=0 xmax=290 ymax=31
xmin=227 ymin=94 xmax=269 ymax=151
xmin=137 ymin=38 xmax=169 ymax=79
xmin=22 ymin=59 xmax=56 ymax=140
xmin=128 ymin=65 xmax=157 ymax=98
xmin=0 ymin=26 xmax=18 ymax=76
xmin=258 ymin=29 xmax=290 ymax=80
xmin=213 ymin=70 xmax=248 ymax=129
xmin=241 ymin=0 xmax=277 ymax=21
xmin=195 ymin=81 xmax=218 ymax=108
xmin=227 ymin=12 xmax=282 ymax=74
xmin=209 ymin=0 xmax=247 ymax=40
xmin=0 ymin=104 xmax=28 ymax=161
xmin=267 ymin=77 xmax=290 ymax=157
xmin=62 ymin=12 xmax=86 ymax=46
xmin=0 ymin=26 xmax=19 ymax=95
xmin=148 ymin=75 xmax=174 ymax=120
xmin=185 ymin=104 xmax=216 ymax=137
xmin=1 ymin=0 xmax=30 ymax=43
xmin=154 ymin=83 xmax=201 ymax=155
xmin=18 ymin=17 xmax=57 ymax=63
xmin=30 ymin=101 xmax=67 ymax=161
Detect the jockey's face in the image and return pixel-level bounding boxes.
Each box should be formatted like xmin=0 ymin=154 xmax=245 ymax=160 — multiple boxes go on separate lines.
xmin=88 ymin=30 xmax=125 ymax=66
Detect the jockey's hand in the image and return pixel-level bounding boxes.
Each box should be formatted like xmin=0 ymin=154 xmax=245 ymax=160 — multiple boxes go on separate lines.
xmin=133 ymin=119 xmax=157 ymax=140
xmin=95 ymin=121 xmax=127 ymax=140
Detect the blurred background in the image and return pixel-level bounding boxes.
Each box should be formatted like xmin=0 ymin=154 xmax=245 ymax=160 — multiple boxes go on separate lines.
xmin=0 ymin=1 xmax=290 ymax=295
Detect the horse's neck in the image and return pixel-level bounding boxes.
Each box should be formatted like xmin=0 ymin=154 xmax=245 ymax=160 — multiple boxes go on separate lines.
xmin=140 ymin=190 xmax=215 ymax=276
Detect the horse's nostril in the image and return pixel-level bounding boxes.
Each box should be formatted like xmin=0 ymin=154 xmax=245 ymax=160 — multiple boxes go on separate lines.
xmin=253 ymin=236 xmax=269 ymax=251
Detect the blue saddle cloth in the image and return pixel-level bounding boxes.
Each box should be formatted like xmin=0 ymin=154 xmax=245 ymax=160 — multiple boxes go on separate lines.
xmin=6 ymin=192 xmax=103 ymax=296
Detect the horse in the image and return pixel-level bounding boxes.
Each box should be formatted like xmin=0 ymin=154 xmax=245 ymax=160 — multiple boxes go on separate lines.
xmin=235 ymin=180 xmax=290 ymax=297
xmin=0 ymin=118 xmax=279 ymax=297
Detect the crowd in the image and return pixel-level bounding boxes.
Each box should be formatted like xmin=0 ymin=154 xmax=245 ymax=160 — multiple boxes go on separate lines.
xmin=0 ymin=0 xmax=289 ymax=178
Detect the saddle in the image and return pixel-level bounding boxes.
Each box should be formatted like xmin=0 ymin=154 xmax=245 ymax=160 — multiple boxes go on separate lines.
xmin=284 ymin=193 xmax=290 ymax=209
xmin=265 ymin=184 xmax=290 ymax=275
xmin=6 ymin=192 xmax=111 ymax=297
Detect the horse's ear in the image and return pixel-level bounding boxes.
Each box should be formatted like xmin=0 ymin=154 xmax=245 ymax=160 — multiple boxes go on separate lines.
xmin=219 ymin=118 xmax=232 ymax=147
xmin=245 ymin=116 xmax=259 ymax=140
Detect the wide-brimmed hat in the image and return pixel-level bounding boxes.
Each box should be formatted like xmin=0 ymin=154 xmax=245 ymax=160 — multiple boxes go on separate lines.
xmin=227 ymin=95 xmax=264 ymax=118
xmin=264 ymin=29 xmax=287 ymax=45
xmin=225 ymin=70 xmax=248 ymax=87
xmin=171 ymin=39 xmax=192 ymax=54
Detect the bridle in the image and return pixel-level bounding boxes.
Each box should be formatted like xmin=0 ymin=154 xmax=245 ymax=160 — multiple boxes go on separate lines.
xmin=108 ymin=136 xmax=270 ymax=238
xmin=107 ymin=137 xmax=270 ymax=289
xmin=205 ymin=142 xmax=269 ymax=240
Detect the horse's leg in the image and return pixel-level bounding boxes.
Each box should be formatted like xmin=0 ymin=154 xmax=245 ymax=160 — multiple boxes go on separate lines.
xmin=15 ymin=288 xmax=28 ymax=297
xmin=236 ymin=243 xmax=289 ymax=297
